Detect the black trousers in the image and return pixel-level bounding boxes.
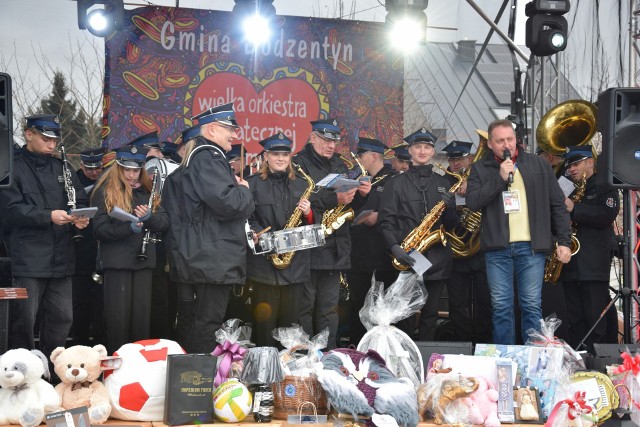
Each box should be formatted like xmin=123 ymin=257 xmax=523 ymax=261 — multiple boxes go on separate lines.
xmin=150 ymin=268 xmax=172 ymax=339
xmin=446 ymin=267 xmax=493 ymax=343
xmin=103 ymin=268 xmax=152 ymax=353
xmin=252 ymin=282 xmax=304 ymax=347
xmin=563 ymin=280 xmax=617 ymax=349
xmin=299 ymin=270 xmax=340 ymax=350
xmin=346 ymin=269 xmax=399 ymax=345
xmin=71 ymin=274 xmax=104 ymax=345
xmin=176 ymin=282 xmax=232 ymax=353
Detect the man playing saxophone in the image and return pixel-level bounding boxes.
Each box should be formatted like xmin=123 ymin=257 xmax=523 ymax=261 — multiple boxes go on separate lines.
xmin=378 ymin=128 xmax=458 ymax=340
xmin=560 ymin=145 xmax=619 ymax=350
xmin=246 ymin=133 xmax=314 ymax=347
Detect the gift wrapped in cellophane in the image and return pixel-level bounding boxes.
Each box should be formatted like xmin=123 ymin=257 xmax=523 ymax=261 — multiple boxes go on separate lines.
xmin=609 ymin=351 xmax=640 ymax=415
xmin=544 ymin=391 xmax=598 ymax=427
xmin=417 ymin=372 xmax=479 ymax=424
xmin=211 ymin=318 xmax=253 ymax=387
xmin=357 ymin=272 xmax=427 ymax=386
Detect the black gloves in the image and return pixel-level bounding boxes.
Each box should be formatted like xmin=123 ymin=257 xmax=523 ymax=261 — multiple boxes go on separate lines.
xmin=390 ymin=244 xmax=415 ymax=267
xmin=441 ymin=191 xmax=455 ymax=209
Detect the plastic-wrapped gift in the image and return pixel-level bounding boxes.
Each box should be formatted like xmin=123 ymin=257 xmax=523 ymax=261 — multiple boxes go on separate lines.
xmin=211 ymin=318 xmax=253 ymax=387
xmin=356 ymin=272 xmax=427 ymax=387
xmin=417 ymin=372 xmax=479 ymax=424
xmin=526 ymin=317 xmax=586 ymax=375
xmin=611 ymin=351 xmax=640 ymax=413
xmin=545 ymin=391 xmax=598 ymax=427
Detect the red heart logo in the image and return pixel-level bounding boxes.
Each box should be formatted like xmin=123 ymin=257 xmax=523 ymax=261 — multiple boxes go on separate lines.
xmin=192 ymin=72 xmax=321 ymax=155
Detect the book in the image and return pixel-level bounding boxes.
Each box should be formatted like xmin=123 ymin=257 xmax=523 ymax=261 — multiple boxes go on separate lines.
xmin=164 ymin=353 xmax=217 ymax=426
xmin=108 ymin=206 xmax=138 ymax=222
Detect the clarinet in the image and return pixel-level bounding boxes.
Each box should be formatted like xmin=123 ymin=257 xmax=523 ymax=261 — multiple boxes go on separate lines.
xmin=137 ymin=169 xmax=159 ymax=261
xmin=59 ymin=143 xmax=83 ymax=242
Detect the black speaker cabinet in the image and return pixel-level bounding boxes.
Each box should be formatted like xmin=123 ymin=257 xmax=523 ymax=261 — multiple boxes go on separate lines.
xmin=0 ymin=73 xmax=12 ymax=188
xmin=597 ymin=87 xmax=640 ymax=189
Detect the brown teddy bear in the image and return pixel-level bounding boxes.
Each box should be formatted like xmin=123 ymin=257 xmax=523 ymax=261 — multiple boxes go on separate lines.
xmin=50 ymin=345 xmax=111 ymax=424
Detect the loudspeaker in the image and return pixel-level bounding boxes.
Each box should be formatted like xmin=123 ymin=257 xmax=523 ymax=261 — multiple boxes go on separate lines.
xmin=0 ymin=73 xmax=12 ymax=188
xmin=414 ymin=341 xmax=472 ymax=372
xmin=597 ymin=87 xmax=640 ymax=189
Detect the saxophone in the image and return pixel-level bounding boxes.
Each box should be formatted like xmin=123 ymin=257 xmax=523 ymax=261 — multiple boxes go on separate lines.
xmin=321 ymin=152 xmax=365 ymax=236
xmin=392 ymin=165 xmax=464 ymax=271
xmin=268 ymin=163 xmax=315 ymax=269
xmin=543 ymin=172 xmax=586 ymax=283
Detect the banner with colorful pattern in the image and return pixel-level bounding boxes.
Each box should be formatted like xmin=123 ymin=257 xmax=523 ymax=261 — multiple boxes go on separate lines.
xmin=103 ymin=6 xmax=403 ymax=157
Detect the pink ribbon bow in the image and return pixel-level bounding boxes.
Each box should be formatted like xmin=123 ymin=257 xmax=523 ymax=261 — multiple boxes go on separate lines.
xmin=545 ymin=391 xmax=593 ymax=426
xmin=614 ymin=352 xmax=640 ymax=376
xmin=212 ymin=340 xmax=246 ymax=387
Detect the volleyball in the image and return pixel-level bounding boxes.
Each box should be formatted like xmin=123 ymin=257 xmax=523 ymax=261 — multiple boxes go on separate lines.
xmin=212 ymin=379 xmax=253 ymax=423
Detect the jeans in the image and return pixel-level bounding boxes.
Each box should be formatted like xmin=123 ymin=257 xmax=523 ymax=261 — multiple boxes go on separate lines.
xmin=485 ymin=242 xmax=545 ymax=344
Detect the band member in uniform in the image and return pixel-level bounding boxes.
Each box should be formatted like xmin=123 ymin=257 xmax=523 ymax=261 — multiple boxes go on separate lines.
xmin=1 ymin=114 xmax=90 ymax=356
xmin=293 ymin=118 xmax=370 ymax=349
xmin=161 ymin=103 xmax=255 ymax=353
xmin=347 ymin=137 xmax=397 ymax=345
xmin=379 ymin=128 xmax=458 ymax=340
xmin=560 ymin=145 xmax=619 ymax=349
xmin=246 ymin=133 xmax=314 ymax=346
xmin=391 ymin=144 xmax=411 ymax=173
xmin=536 ymin=147 xmax=567 ymax=178
xmin=162 ymin=142 xmax=183 ymax=164
xmin=72 ymin=148 xmax=105 ymax=345
xmin=92 ymin=145 xmax=168 ymax=352
xmin=466 ymin=119 xmax=571 ymax=345
xmin=440 ymin=141 xmax=492 ymax=343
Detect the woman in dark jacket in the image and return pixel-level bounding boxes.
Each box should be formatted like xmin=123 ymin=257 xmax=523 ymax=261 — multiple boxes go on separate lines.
xmin=246 ymin=133 xmax=314 ymax=347
xmin=92 ymin=145 xmax=169 ymax=352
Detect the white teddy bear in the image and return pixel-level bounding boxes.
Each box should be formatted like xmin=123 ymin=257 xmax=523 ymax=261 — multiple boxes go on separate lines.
xmin=0 ymin=348 xmax=61 ymax=427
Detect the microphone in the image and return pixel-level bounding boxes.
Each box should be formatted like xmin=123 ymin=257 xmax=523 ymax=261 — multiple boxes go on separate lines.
xmin=503 ymin=149 xmax=513 ymax=184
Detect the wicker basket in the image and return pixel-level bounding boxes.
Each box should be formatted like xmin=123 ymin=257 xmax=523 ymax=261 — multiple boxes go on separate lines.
xmin=272 ymin=375 xmax=328 ymax=420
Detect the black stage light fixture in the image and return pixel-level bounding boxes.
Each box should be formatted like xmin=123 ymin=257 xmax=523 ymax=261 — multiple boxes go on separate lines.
xmin=77 ymin=0 xmax=124 ymax=38
xmin=384 ymin=0 xmax=429 ymax=52
xmin=525 ymin=0 xmax=570 ymax=57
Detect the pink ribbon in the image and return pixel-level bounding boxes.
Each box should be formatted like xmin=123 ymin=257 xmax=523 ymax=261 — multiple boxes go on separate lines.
xmin=614 ymin=352 xmax=640 ymax=376
xmin=545 ymin=391 xmax=593 ymax=427
xmin=212 ymin=340 xmax=246 ymax=387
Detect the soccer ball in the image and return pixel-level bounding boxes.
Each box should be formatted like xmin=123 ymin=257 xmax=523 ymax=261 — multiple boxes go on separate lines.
xmin=104 ymin=338 xmax=185 ymax=421
xmin=213 ymin=379 xmax=253 ymax=423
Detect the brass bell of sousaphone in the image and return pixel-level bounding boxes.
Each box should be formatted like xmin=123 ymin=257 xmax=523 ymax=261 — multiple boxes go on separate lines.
xmin=536 ymin=100 xmax=598 ymax=170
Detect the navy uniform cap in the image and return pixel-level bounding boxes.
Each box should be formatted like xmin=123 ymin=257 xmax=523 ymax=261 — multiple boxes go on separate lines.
xmin=311 ymin=118 xmax=341 ymax=140
xmin=403 ymin=127 xmax=437 ymax=146
xmin=161 ymin=142 xmax=179 ymax=156
xmin=26 ymin=114 xmax=61 ymax=139
xmin=80 ymin=147 xmax=106 ymax=168
xmin=393 ymin=144 xmax=411 ymax=161
xmin=356 ymin=137 xmax=386 ymax=154
xmin=129 ymin=131 xmax=159 ymax=148
xmin=181 ymin=124 xmax=202 ymax=143
xmin=564 ymin=144 xmax=593 ymax=166
xmin=227 ymin=144 xmax=244 ymax=160
xmin=442 ymin=140 xmax=473 ymax=158
xmin=193 ymin=103 xmax=239 ymax=128
xmin=259 ymin=132 xmax=292 ymax=152
xmin=115 ymin=145 xmax=149 ymax=169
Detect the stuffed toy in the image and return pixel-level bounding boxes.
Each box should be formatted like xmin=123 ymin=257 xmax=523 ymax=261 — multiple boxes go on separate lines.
xmin=417 ymin=373 xmax=479 ymax=424
xmin=50 ymin=344 xmax=111 ymax=424
xmin=0 ymin=348 xmax=61 ymax=427
xmin=466 ymin=376 xmax=500 ymax=427
xmin=316 ymin=348 xmax=419 ymax=427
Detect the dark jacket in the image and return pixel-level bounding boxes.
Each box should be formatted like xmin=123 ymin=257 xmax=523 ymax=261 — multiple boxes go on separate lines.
xmin=466 ymin=150 xmax=571 ymax=253
xmin=1 ymin=149 xmax=88 ymax=278
xmin=74 ymin=169 xmax=99 ymax=275
xmin=246 ymin=171 xmax=313 ymax=285
xmin=162 ymin=138 xmax=255 ymax=284
xmin=92 ymin=186 xmax=169 ymax=270
xmin=561 ymin=174 xmax=619 ymax=282
xmin=378 ymin=164 xmax=459 ymax=280
xmin=292 ymin=144 xmax=363 ymax=270
xmin=350 ymin=164 xmax=396 ymax=272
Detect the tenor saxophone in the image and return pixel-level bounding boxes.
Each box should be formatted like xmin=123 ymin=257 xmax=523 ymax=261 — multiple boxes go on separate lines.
xmin=268 ymin=163 xmax=315 ymax=269
xmin=392 ymin=166 xmax=464 ymax=271
xmin=543 ymin=172 xmax=586 ymax=283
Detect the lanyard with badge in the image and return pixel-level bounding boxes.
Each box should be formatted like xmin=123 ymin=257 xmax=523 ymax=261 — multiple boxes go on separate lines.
xmin=501 ymin=150 xmax=521 ymax=214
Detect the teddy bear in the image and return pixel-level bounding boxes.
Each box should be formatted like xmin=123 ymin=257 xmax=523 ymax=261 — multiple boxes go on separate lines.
xmin=466 ymin=376 xmax=500 ymax=427
xmin=0 ymin=348 xmax=61 ymax=427
xmin=50 ymin=344 xmax=112 ymax=424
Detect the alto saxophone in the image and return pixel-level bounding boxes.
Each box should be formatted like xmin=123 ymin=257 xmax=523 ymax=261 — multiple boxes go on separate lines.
xmin=268 ymin=163 xmax=315 ymax=269
xmin=543 ymin=172 xmax=586 ymax=283
xmin=321 ymin=152 xmax=364 ymax=236
xmin=392 ymin=165 xmax=464 ymax=271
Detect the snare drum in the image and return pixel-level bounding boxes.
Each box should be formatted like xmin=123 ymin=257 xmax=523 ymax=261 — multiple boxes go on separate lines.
xmin=255 ymin=224 xmax=325 ymax=255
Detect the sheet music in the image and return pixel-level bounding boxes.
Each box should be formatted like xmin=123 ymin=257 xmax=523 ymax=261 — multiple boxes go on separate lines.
xmin=557 ymin=176 xmax=575 ymax=198
xmin=109 ymin=206 xmax=139 ymax=222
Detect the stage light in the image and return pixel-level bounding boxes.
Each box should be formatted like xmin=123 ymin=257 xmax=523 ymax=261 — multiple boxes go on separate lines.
xmin=76 ymin=0 xmax=124 ymax=38
xmin=525 ymin=0 xmax=570 ymax=57
xmin=384 ymin=0 xmax=429 ymax=52
xmin=243 ymin=14 xmax=272 ymax=46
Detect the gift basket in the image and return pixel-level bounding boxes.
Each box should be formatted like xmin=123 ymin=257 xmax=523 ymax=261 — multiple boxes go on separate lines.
xmin=271 ymin=326 xmax=328 ymax=420
xmin=357 ymin=272 xmax=427 ymax=386
xmin=211 ymin=318 xmax=253 ymax=387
